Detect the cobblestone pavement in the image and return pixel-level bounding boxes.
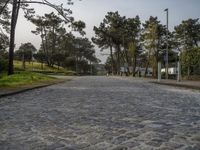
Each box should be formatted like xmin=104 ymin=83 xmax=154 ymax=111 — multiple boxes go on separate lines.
xmin=0 ymin=76 xmax=200 ymax=150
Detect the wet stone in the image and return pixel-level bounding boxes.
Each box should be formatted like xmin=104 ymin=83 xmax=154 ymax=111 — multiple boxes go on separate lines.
xmin=146 ymin=138 xmax=163 ymax=147
xmin=45 ymin=142 xmax=66 ymax=150
xmin=112 ymin=145 xmax=128 ymax=150
xmin=184 ymin=146 xmax=200 ymax=150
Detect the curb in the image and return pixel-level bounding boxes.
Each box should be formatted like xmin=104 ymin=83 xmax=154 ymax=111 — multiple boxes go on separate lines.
xmin=151 ymin=81 xmax=200 ymax=90
xmin=0 ymin=80 xmax=66 ymax=98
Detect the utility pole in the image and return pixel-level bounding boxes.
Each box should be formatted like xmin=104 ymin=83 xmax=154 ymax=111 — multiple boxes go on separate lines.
xmin=158 ymin=62 xmax=161 ymax=82
xmin=90 ymin=61 xmax=93 ymax=75
xmin=31 ymin=51 xmax=34 ymax=71
xmin=109 ymin=37 xmax=114 ymax=76
xmin=164 ymin=8 xmax=169 ymax=79
xmin=177 ymin=54 xmax=181 ymax=82
xmin=75 ymin=42 xmax=79 ymax=74
xmin=75 ymin=53 xmax=78 ymax=74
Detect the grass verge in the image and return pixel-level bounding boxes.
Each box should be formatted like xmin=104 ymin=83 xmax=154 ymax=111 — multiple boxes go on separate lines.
xmin=0 ymin=72 xmax=57 ymax=89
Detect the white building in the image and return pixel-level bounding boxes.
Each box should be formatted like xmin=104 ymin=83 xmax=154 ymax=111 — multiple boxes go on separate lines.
xmin=120 ymin=66 xmax=153 ymax=77
xmin=161 ymin=67 xmax=177 ymax=75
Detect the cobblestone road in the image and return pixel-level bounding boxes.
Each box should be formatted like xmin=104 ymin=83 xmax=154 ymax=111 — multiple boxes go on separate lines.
xmin=0 ymin=77 xmax=200 ymax=150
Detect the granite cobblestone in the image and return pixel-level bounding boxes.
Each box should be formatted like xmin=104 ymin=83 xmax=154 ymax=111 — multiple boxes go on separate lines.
xmin=0 ymin=77 xmax=200 ymax=150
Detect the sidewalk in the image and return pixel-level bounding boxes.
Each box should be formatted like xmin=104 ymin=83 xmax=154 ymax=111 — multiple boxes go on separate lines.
xmin=112 ymin=76 xmax=200 ymax=90
xmin=0 ymin=76 xmax=74 ymax=98
xmin=151 ymin=79 xmax=200 ymax=90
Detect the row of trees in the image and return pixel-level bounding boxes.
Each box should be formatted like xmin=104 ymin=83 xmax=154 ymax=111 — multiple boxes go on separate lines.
xmin=0 ymin=0 xmax=99 ymax=74
xmin=93 ymin=11 xmax=200 ymax=78
xmin=14 ymin=34 xmax=99 ymax=74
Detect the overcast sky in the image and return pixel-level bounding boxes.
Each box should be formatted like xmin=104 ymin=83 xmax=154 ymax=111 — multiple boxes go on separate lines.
xmin=15 ymin=0 xmax=200 ymax=63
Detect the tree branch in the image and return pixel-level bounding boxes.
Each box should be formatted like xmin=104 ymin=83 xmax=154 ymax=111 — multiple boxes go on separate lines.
xmin=0 ymin=0 xmax=10 ymax=16
xmin=19 ymin=0 xmax=72 ymax=22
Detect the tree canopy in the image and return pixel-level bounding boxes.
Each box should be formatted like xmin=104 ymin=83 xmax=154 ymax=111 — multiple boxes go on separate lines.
xmin=93 ymin=11 xmax=200 ymax=78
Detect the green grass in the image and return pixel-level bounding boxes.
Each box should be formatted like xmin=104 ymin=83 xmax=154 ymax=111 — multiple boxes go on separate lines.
xmin=0 ymin=72 xmax=6 ymax=78
xmin=0 ymin=72 xmax=55 ymax=88
xmin=0 ymin=61 xmax=75 ymax=88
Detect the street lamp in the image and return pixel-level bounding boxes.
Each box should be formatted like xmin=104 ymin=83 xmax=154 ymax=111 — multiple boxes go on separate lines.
xmin=177 ymin=52 xmax=181 ymax=82
xmin=177 ymin=48 xmax=181 ymax=82
xmin=74 ymin=43 xmax=79 ymax=74
xmin=164 ymin=8 xmax=169 ymax=79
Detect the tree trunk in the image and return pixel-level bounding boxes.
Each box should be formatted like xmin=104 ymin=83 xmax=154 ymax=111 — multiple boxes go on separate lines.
xmin=124 ymin=49 xmax=130 ymax=75
xmin=187 ymin=66 xmax=190 ymax=78
xmin=116 ymin=45 xmax=121 ymax=75
xmin=43 ymin=28 xmax=51 ymax=66
xmin=145 ymin=62 xmax=149 ymax=77
xmin=153 ymin=56 xmax=157 ymax=78
xmin=22 ymin=53 xmax=26 ymax=70
xmin=120 ymin=49 xmax=126 ymax=75
xmin=41 ymin=29 xmax=49 ymax=66
xmin=132 ymin=56 xmax=137 ymax=77
xmin=8 ymin=0 xmax=20 ymax=75
xmin=41 ymin=61 xmax=43 ymax=70
xmin=145 ymin=52 xmax=150 ymax=77
xmin=110 ymin=44 xmax=114 ymax=75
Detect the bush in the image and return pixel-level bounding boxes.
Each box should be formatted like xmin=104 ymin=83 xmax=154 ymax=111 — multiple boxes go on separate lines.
xmin=181 ymin=48 xmax=200 ymax=76
xmin=0 ymin=59 xmax=8 ymax=73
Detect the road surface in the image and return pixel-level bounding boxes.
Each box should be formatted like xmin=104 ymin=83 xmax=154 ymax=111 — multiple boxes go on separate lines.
xmin=0 ymin=76 xmax=200 ymax=150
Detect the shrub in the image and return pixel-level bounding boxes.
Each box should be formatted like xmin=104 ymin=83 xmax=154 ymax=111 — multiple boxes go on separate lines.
xmin=0 ymin=59 xmax=8 ymax=73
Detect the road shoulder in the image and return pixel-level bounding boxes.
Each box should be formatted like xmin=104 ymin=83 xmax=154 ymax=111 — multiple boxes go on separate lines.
xmin=150 ymin=80 xmax=200 ymax=90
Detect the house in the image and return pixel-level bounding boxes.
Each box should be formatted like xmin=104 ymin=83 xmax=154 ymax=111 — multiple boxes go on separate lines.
xmin=120 ymin=66 xmax=153 ymax=77
xmin=161 ymin=67 xmax=177 ymax=75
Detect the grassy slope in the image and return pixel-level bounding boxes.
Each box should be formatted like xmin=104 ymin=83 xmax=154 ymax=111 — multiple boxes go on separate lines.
xmin=14 ymin=60 xmax=67 ymax=73
xmin=0 ymin=61 xmax=76 ymax=88
xmin=14 ymin=61 xmax=76 ymax=75
xmin=0 ymin=72 xmax=56 ymax=88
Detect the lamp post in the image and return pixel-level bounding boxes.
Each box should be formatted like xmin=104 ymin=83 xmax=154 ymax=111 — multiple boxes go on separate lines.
xmin=74 ymin=43 xmax=79 ymax=74
xmin=177 ymin=48 xmax=181 ymax=82
xmin=164 ymin=8 xmax=169 ymax=79
xmin=177 ymin=52 xmax=181 ymax=82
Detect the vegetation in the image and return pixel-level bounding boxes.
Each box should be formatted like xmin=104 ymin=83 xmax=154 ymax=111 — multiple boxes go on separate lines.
xmin=15 ymin=43 xmax=37 ymax=69
xmin=181 ymin=47 xmax=200 ymax=78
xmin=0 ymin=1 xmax=10 ymax=74
xmin=0 ymin=71 xmax=55 ymax=88
xmin=0 ymin=1 xmax=200 ymax=80
xmin=28 ymin=11 xmax=98 ymax=74
xmin=1 ymin=0 xmax=87 ymax=75
xmin=174 ymin=19 xmax=200 ymax=78
xmin=93 ymin=11 xmax=200 ymax=79
xmin=0 ymin=0 xmax=99 ymax=77
xmin=13 ymin=60 xmax=69 ymax=74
